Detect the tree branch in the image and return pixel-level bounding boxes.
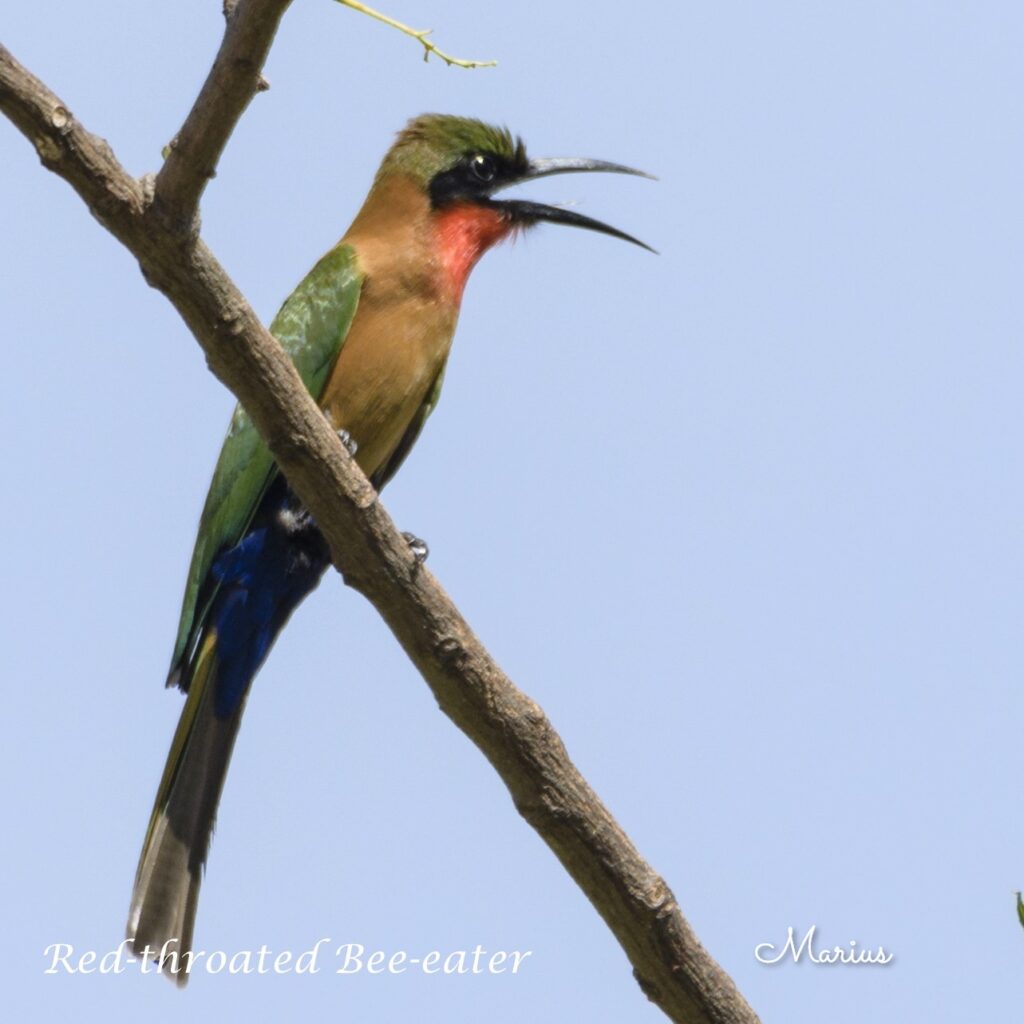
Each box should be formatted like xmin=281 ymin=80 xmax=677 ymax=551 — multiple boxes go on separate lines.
xmin=0 ymin=25 xmax=759 ymax=1024
xmin=152 ymin=0 xmax=292 ymax=233
xmin=333 ymin=0 xmax=497 ymax=69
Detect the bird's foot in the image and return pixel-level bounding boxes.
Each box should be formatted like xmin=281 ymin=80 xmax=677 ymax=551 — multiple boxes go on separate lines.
xmin=402 ymin=531 xmax=429 ymax=573
xmin=336 ymin=428 xmax=359 ymax=457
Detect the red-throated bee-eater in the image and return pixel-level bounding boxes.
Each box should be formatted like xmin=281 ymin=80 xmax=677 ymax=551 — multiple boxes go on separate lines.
xmin=127 ymin=113 xmax=651 ymax=982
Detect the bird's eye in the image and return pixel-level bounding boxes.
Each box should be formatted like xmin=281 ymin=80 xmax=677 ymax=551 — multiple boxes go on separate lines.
xmin=470 ymin=154 xmax=497 ymax=183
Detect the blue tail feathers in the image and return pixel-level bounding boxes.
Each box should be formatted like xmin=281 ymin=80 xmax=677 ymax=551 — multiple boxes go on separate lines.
xmin=206 ymin=480 xmax=330 ymax=718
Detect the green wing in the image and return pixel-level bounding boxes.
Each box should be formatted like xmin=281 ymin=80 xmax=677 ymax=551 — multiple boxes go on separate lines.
xmin=168 ymin=244 xmax=363 ymax=683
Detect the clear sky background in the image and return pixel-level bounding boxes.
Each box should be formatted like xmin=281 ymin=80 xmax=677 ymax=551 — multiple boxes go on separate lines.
xmin=2 ymin=2 xmax=1022 ymax=1021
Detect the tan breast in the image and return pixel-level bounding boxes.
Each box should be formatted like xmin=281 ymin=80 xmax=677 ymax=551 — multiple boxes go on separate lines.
xmin=320 ymin=174 xmax=460 ymax=480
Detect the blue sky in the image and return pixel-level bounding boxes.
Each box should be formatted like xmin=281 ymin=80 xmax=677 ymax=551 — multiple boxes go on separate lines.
xmin=2 ymin=2 xmax=1022 ymax=1020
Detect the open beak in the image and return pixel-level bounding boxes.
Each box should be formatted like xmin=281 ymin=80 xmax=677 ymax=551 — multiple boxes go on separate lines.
xmin=492 ymin=157 xmax=656 ymax=253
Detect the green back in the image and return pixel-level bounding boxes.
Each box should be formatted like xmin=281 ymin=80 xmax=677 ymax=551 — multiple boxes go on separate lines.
xmin=169 ymin=243 xmax=363 ymax=679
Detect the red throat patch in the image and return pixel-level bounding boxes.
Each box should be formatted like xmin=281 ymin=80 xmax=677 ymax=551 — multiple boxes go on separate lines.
xmin=433 ymin=202 xmax=514 ymax=302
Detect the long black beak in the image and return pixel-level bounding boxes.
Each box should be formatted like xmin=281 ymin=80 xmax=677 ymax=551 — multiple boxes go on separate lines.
xmin=492 ymin=157 xmax=656 ymax=253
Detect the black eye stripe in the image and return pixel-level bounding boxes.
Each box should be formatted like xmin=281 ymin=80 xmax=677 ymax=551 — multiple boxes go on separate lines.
xmin=428 ymin=151 xmax=528 ymax=209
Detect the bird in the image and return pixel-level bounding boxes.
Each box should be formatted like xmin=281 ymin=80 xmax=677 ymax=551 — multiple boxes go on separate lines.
xmin=126 ymin=113 xmax=651 ymax=983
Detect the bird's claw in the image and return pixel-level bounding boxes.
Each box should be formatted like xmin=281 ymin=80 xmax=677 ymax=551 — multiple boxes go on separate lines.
xmin=402 ymin=531 xmax=429 ymax=570
xmin=336 ymin=428 xmax=358 ymax=457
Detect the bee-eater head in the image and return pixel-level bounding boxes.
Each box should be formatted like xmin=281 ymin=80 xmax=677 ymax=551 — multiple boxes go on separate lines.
xmin=377 ymin=114 xmax=654 ymax=253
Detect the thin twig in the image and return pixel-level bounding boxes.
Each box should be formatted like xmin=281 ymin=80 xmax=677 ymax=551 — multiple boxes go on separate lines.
xmin=0 ymin=33 xmax=755 ymax=1024
xmin=333 ymin=0 xmax=496 ymax=68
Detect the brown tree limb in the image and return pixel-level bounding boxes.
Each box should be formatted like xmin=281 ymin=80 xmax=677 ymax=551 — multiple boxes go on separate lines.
xmin=0 ymin=23 xmax=759 ymax=1024
xmin=152 ymin=0 xmax=292 ymax=233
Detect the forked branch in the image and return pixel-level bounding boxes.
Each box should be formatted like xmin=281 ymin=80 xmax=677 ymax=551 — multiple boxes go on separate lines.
xmin=0 ymin=5 xmax=755 ymax=1022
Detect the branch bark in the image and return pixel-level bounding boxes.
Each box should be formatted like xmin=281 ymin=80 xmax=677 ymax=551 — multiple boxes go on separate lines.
xmin=152 ymin=0 xmax=292 ymax=232
xmin=0 ymin=9 xmax=759 ymax=1023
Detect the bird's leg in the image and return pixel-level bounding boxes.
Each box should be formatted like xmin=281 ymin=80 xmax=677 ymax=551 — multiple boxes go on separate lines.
xmin=402 ymin=531 xmax=429 ymax=573
xmin=335 ymin=428 xmax=359 ymax=458
xmin=322 ymin=408 xmax=359 ymax=457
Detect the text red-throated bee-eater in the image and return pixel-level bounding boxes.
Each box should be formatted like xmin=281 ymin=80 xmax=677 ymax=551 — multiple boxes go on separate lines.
xmin=127 ymin=113 xmax=651 ymax=982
